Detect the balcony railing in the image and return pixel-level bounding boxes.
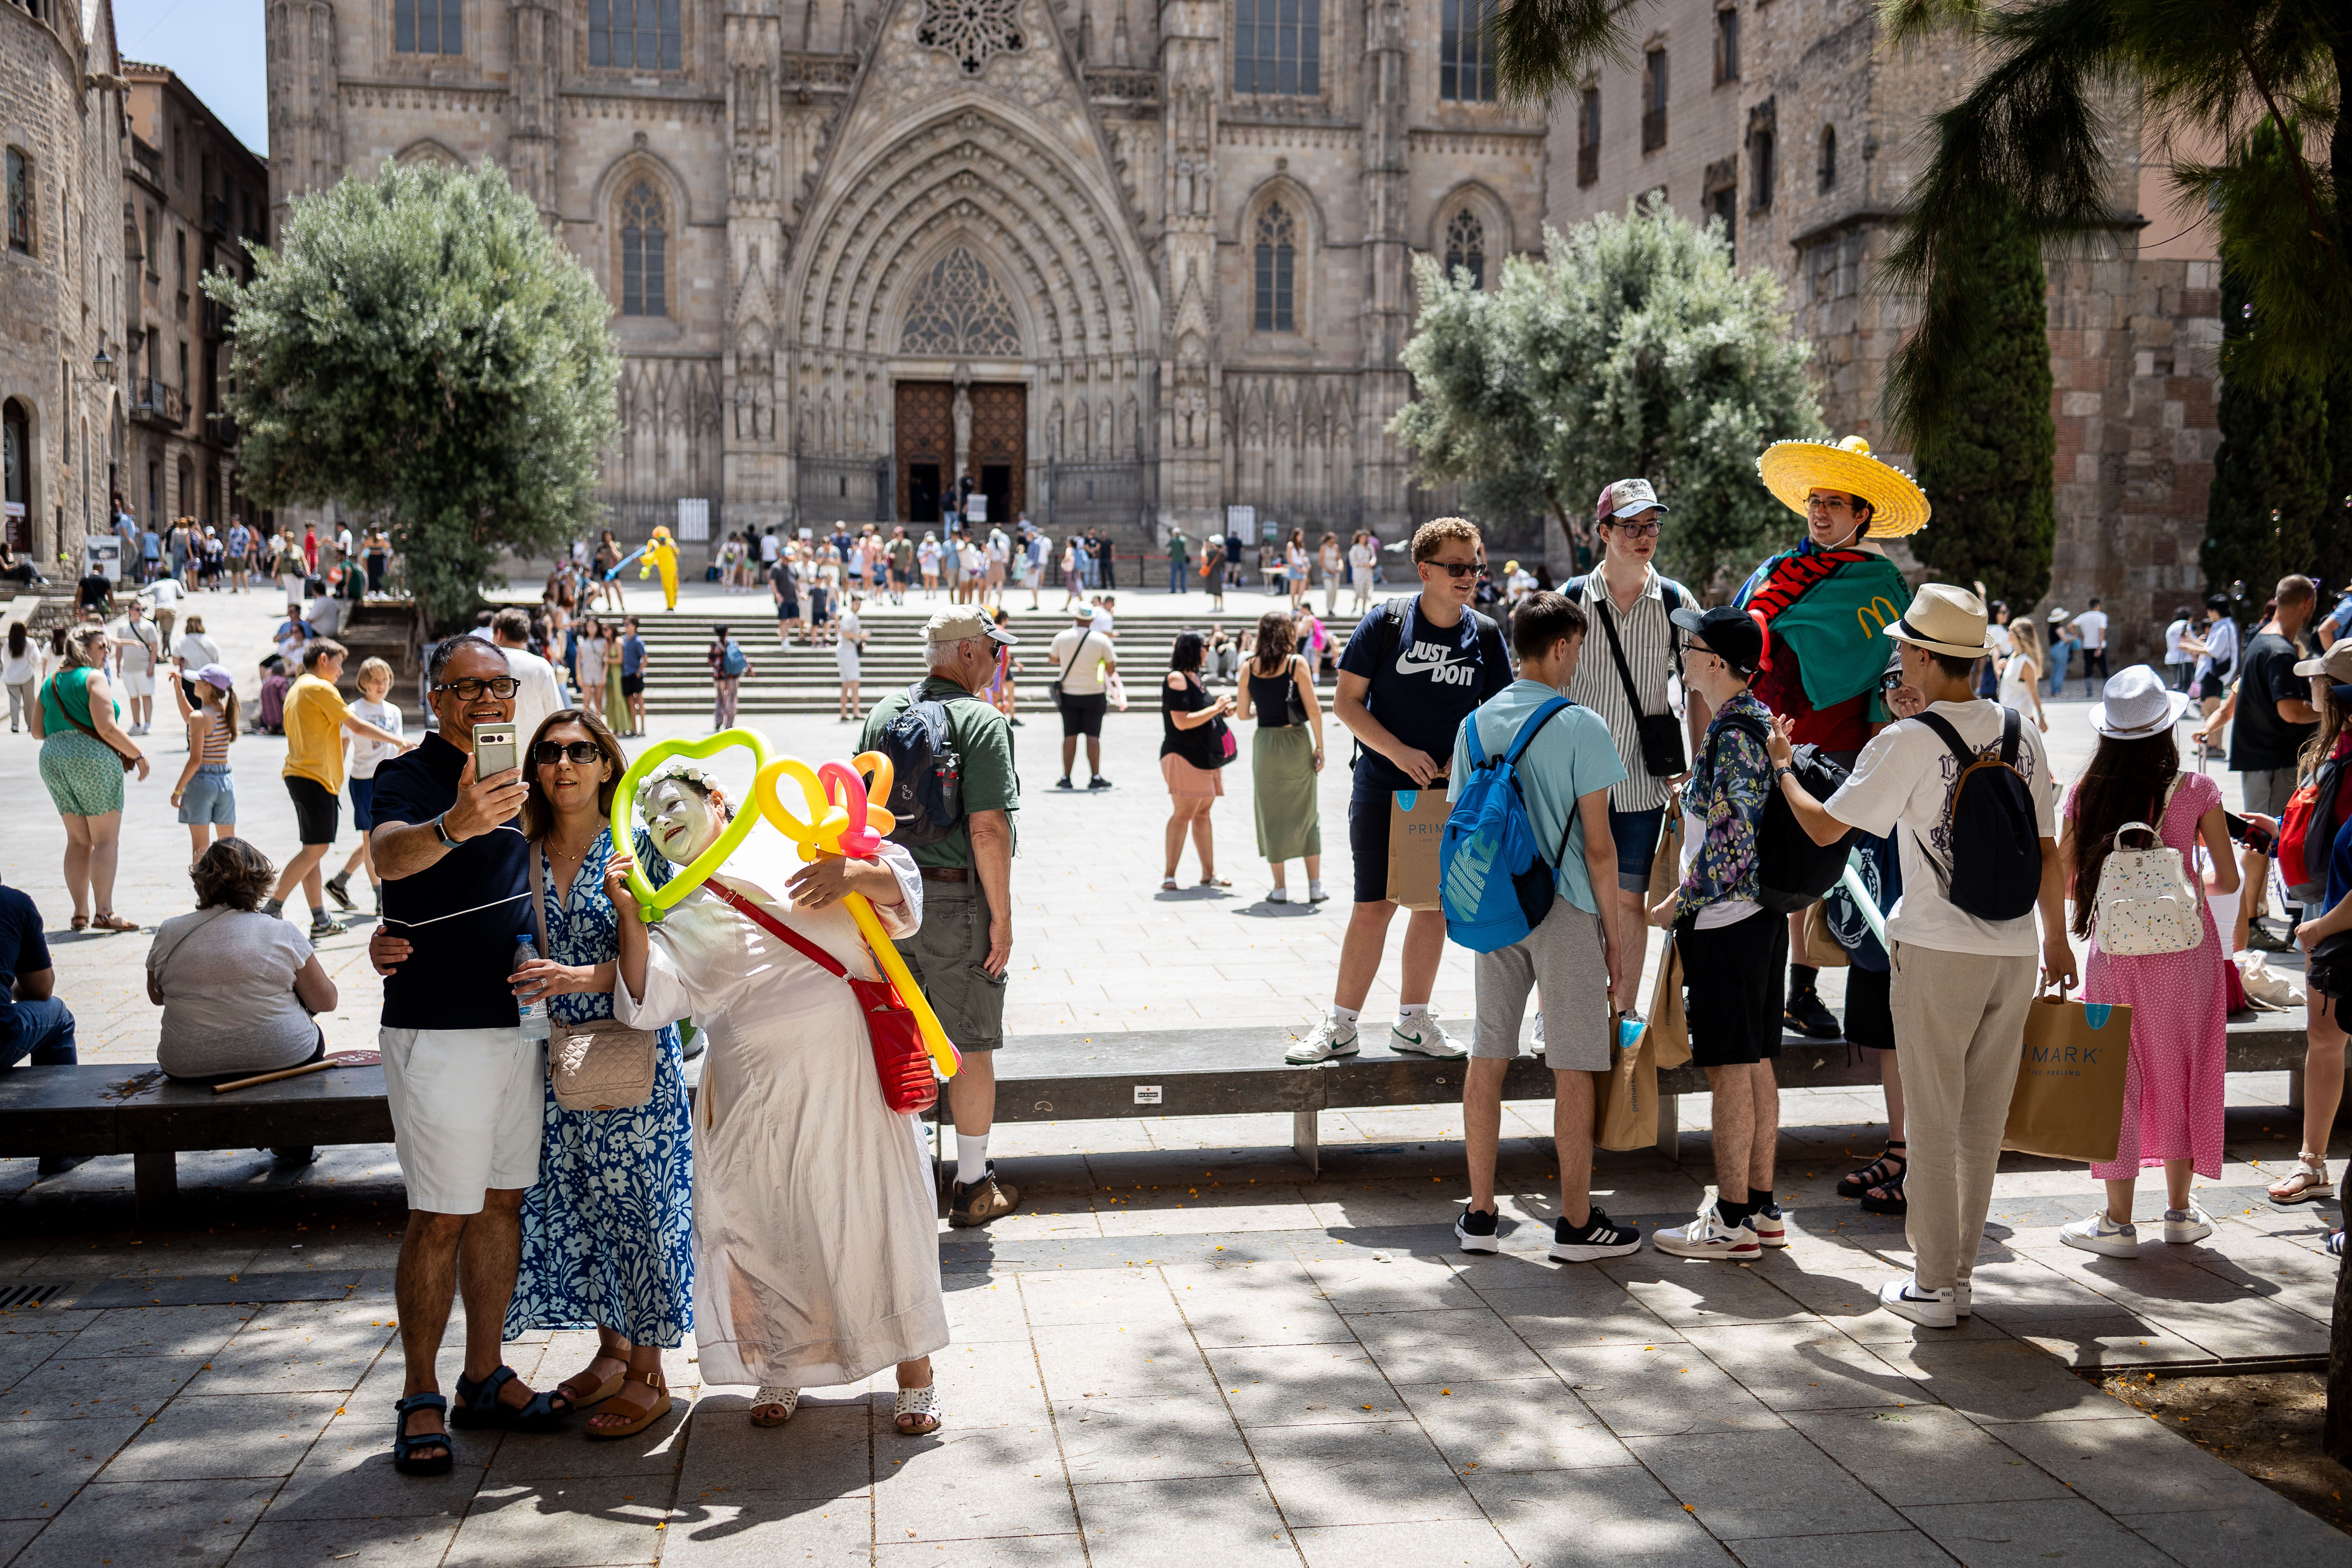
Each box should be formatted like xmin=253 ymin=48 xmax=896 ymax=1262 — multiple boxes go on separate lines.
xmin=1642 ymin=108 xmax=1668 ymax=152
xmin=204 ymin=410 xmax=238 ymax=447
xmin=1577 ymin=143 xmax=1599 ymax=186
xmin=128 ymin=379 xmax=186 ymax=427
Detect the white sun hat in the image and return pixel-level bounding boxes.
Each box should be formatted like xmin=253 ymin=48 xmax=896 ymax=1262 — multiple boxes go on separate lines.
xmin=2087 ymin=664 xmax=2194 ymax=740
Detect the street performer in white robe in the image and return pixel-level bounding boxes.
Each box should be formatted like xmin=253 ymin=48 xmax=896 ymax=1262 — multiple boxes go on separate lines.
xmin=606 ymin=765 xmax=948 ymax=1434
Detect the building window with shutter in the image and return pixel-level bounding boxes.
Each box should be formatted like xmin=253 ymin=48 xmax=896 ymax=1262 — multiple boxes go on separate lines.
xmin=1441 ymin=0 xmax=1498 ymax=103
xmin=590 ymin=0 xmax=682 ymax=71
xmin=1233 ymin=0 xmax=1320 ymax=96
xmin=394 ymin=0 xmax=464 ymax=55
xmin=1576 ymin=88 xmax=1601 ymax=186
xmin=619 ymin=181 xmax=667 ymax=317
xmin=5 ymin=148 xmax=29 ymax=255
xmin=1642 ymin=49 xmax=1668 ymax=151
xmin=1443 ymin=209 xmax=1486 ymax=289
xmin=1254 ymin=203 xmax=1296 ymax=332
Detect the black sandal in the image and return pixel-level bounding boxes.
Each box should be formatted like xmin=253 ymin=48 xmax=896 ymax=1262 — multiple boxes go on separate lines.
xmin=1858 ymin=1169 xmax=1908 ymax=1216
xmin=451 ymin=1365 xmax=573 ymax=1432
xmin=392 ymin=1391 xmax=453 ymax=1476
xmin=1837 ymin=1141 xmax=1906 ymax=1199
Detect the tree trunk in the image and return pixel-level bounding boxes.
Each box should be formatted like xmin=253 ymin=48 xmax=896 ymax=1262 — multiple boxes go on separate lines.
xmin=2328 ymin=1230 xmax=2351 ymax=1465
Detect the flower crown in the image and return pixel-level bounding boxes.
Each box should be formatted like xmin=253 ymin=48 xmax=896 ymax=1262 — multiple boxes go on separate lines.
xmin=639 ymin=764 xmax=721 ymax=817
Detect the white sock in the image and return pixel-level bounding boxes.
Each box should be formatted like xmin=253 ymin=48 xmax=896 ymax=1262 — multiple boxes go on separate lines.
xmin=1396 ymin=1003 xmax=1430 ymax=1032
xmin=1330 ymin=1006 xmax=1361 ymax=1035
xmin=956 ymin=1134 xmax=990 ymax=1187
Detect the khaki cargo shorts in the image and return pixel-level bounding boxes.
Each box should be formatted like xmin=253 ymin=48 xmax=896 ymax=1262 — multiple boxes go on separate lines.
xmin=894 ymin=878 xmax=1007 ymax=1053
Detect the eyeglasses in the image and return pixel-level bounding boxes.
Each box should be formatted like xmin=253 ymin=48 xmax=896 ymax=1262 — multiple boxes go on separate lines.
xmin=1422 ymin=559 xmax=1485 ymax=579
xmin=1806 ymin=493 xmax=1858 ymax=514
xmin=533 ymin=740 xmax=606 ymax=765
xmin=433 ymin=677 xmax=521 ymax=699
xmin=1604 ymin=519 xmax=1663 ymax=538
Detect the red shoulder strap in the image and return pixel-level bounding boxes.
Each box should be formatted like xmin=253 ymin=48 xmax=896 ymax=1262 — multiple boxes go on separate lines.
xmin=707 ymin=879 xmax=847 ymax=980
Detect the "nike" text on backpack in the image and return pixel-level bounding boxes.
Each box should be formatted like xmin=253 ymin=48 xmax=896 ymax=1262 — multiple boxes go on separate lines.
xmin=1440 ymin=698 xmax=1578 ymax=952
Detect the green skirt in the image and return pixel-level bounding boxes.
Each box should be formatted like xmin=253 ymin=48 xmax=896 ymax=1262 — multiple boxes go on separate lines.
xmin=1251 ymin=724 xmax=1322 ymax=863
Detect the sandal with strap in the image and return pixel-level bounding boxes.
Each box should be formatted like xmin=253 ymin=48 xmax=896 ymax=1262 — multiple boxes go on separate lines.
xmin=557 ymin=1360 xmax=626 ymax=1411
xmin=749 ymin=1385 xmax=801 ymax=1428
xmin=2266 ymin=1157 xmax=2333 ymax=1205
xmin=391 ymin=1391 xmax=454 ymax=1476
xmin=1857 ymin=1169 xmax=1907 ymax=1216
xmin=892 ymin=1383 xmax=941 ymax=1436
xmin=89 ymin=912 xmax=138 ymax=932
xmin=450 ymin=1365 xmax=572 ymax=1432
xmin=1837 ymin=1142 xmax=1906 ymax=1200
xmin=584 ymin=1368 xmax=671 ymax=1442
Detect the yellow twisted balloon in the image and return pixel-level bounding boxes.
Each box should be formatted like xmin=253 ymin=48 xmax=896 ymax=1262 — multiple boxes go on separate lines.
xmin=753 ymin=751 xmax=962 ymax=1080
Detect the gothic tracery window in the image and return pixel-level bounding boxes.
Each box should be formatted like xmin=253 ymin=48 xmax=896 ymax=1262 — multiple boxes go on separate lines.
xmin=1443 ymin=209 xmax=1486 ymax=289
xmin=1254 ymin=203 xmax=1296 ymax=333
xmin=915 ymin=0 xmax=1026 ymax=75
xmin=6 ymin=148 xmax=29 ymax=255
xmin=1441 ymin=0 xmax=1497 ymax=103
xmin=899 ymin=247 xmax=1023 ymax=357
xmin=619 ymin=180 xmax=667 ymax=318
xmin=590 ymin=0 xmax=682 ymax=70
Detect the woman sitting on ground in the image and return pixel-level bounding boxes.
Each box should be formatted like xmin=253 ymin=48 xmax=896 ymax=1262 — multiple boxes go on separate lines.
xmin=147 ymin=837 xmax=337 ymax=1088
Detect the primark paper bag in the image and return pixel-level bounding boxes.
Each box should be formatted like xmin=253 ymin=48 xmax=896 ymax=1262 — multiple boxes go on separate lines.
xmin=1386 ymin=788 xmax=1452 ymax=911
xmin=2002 ymin=992 xmax=2134 ymax=1163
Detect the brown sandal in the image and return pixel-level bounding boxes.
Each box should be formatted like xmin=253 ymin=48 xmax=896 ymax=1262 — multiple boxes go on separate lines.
xmin=583 ymin=1368 xmax=670 ymax=1441
xmin=70 ymin=915 xmax=90 ymax=932
xmin=90 ymin=912 xmax=138 ymax=932
xmin=558 ymin=1361 xmax=626 ymax=1410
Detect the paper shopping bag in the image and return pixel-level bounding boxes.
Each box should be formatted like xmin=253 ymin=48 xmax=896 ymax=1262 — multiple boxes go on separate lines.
xmin=1594 ymin=1013 xmax=1659 ymax=1151
xmin=2002 ymin=993 xmax=2134 ymax=1163
xmin=1802 ymin=900 xmax=1851 ymax=969
xmin=1645 ymin=926 xmax=1692 ymax=1071
xmin=1386 ymin=789 xmax=1452 ymax=910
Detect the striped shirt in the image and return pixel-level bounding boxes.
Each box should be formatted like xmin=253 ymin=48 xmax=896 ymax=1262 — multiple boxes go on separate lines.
xmin=1564 ymin=565 xmax=1690 ymax=812
xmin=193 ymin=708 xmax=233 ymax=765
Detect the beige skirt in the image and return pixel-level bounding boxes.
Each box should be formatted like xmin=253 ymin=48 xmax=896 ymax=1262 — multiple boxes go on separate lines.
xmin=1161 ymin=752 xmax=1225 ymax=799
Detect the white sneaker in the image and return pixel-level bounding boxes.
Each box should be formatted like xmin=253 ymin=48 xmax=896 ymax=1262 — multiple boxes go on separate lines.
xmin=1268 ymin=887 xmax=1290 ymax=903
xmin=1391 ymin=1010 xmax=1467 ymax=1058
xmin=1532 ymin=1012 xmax=1546 ymax=1056
xmin=2059 ymin=1210 xmax=2140 ymax=1258
xmin=1877 ymin=1274 xmax=1958 ymax=1328
xmin=1285 ymin=1016 xmax=1361 ymax=1064
xmin=1748 ymin=1202 xmax=1788 ymax=1248
xmin=1953 ymin=1279 xmax=1973 ymax=1319
xmin=1652 ymin=1191 xmax=1760 ymax=1260
xmin=2162 ymin=1205 xmax=2213 ymax=1245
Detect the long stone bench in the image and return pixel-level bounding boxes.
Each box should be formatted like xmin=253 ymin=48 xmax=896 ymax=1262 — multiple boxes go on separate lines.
xmin=0 ymin=1016 xmax=2329 ymax=1224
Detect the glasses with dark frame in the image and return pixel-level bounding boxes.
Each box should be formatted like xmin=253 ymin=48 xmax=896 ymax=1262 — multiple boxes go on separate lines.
xmin=533 ymin=740 xmax=608 ymax=766
xmin=433 ymin=677 xmax=522 ymax=699
xmin=1603 ymin=518 xmax=1663 ymax=538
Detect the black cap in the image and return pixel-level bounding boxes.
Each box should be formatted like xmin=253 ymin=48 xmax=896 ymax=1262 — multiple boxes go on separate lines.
xmin=1671 ymin=604 xmax=1765 ymax=676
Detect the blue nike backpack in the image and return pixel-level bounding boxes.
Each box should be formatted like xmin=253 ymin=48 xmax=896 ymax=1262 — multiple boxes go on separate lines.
xmin=1440 ymin=697 xmax=1577 ymax=953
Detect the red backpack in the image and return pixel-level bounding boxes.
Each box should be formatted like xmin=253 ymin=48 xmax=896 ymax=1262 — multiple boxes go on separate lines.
xmin=2277 ymin=751 xmax=2348 ymax=888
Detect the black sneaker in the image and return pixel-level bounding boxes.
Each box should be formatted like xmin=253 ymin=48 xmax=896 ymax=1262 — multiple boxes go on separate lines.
xmin=309 ymin=915 xmax=348 ymax=939
xmin=1454 ymin=1206 xmax=1500 ymax=1254
xmin=1784 ymin=988 xmax=1842 ymax=1040
xmin=323 ymin=873 xmax=354 ymax=911
xmin=1055 ymin=776 xmax=1074 ymax=790
xmin=2248 ymin=922 xmax=2297 ymax=954
xmin=1549 ymin=1208 xmax=1642 ymax=1262
xmin=1088 ymin=776 xmax=1113 ymax=790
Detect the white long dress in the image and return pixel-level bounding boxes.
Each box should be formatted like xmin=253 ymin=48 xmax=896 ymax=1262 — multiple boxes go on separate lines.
xmin=613 ymin=836 xmax=947 ymax=1389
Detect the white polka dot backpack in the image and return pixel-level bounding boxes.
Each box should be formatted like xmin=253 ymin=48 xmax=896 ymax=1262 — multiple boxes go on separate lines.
xmin=2092 ymin=781 xmax=2205 ymax=957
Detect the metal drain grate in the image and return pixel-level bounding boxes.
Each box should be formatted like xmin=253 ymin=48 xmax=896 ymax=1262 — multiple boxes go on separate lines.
xmin=0 ymin=1283 xmax=70 ymax=1310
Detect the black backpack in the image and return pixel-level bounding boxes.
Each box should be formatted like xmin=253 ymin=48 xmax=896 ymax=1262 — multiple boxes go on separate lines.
xmin=874 ymin=681 xmax=980 ymax=848
xmin=1707 ymin=715 xmax=1857 ymax=914
xmin=1913 ymin=707 xmax=2042 ymax=922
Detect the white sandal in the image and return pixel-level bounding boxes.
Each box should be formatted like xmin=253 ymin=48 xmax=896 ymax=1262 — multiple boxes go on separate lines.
xmin=892 ymin=1384 xmax=941 ymax=1436
xmin=2267 ymin=1157 xmax=2333 ymax=1204
xmin=749 ymin=1385 xmax=800 ymax=1427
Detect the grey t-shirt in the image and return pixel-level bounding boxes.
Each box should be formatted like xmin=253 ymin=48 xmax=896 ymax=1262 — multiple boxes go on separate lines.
xmin=147 ymin=909 xmax=319 ymax=1078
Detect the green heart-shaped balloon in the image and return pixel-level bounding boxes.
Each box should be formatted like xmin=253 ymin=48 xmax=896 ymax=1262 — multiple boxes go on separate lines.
xmin=610 ymin=728 xmax=773 ymax=920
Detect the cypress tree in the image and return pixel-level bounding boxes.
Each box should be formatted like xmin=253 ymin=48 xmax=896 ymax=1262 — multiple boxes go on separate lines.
xmin=2202 ymin=268 xmax=2328 ymax=604
xmin=1907 ymin=209 xmax=2056 ymax=610
xmin=2317 ymin=373 xmax=2352 ymax=608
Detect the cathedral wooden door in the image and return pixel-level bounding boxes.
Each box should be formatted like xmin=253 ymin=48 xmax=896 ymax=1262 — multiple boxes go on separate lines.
xmin=968 ymin=383 xmax=1026 ymax=524
xmin=895 ymin=382 xmax=952 ymax=524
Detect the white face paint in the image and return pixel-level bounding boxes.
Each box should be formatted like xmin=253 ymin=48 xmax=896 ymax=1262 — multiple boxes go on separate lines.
xmin=644 ymin=779 xmax=722 ymax=862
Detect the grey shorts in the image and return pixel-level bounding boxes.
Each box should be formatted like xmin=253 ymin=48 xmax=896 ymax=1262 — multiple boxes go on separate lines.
xmin=1471 ymin=899 xmax=1612 ymax=1070
xmin=891 ymin=877 xmax=1007 ymax=1053
xmin=2241 ymin=766 xmax=2298 ymax=820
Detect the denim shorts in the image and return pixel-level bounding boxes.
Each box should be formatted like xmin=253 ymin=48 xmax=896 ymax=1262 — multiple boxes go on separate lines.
xmin=1608 ymin=805 xmax=1668 ymax=892
xmin=177 ymin=764 xmax=236 ymax=825
xmin=349 ymin=775 xmax=378 ymax=832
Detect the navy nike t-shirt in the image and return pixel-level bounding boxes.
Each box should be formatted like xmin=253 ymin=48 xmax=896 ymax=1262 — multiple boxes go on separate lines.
xmin=1339 ymin=595 xmax=1513 ymax=795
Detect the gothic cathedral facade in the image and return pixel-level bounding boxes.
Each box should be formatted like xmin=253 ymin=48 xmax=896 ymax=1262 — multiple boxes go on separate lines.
xmin=266 ymin=0 xmax=1549 ymax=551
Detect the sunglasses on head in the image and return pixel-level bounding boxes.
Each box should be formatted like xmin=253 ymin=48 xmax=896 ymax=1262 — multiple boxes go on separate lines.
xmin=1422 ymin=558 xmax=1484 ymax=579
xmin=533 ymin=740 xmax=606 ymax=765
xmin=433 ymin=677 xmax=521 ymax=699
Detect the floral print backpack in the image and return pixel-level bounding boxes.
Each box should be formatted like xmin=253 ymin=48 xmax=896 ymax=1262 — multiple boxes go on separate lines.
xmin=2093 ymin=780 xmax=2205 ymax=957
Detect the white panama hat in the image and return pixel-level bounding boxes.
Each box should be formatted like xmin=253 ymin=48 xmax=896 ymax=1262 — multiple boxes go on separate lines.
xmin=2087 ymin=664 xmax=2193 ymax=740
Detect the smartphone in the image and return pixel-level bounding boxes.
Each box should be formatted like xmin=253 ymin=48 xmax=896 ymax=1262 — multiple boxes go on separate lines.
xmin=2225 ymin=811 xmax=2277 ymax=857
xmin=472 ymin=722 xmax=519 ymax=781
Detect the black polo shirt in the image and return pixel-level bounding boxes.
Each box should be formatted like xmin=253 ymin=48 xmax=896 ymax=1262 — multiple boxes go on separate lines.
xmin=372 ymin=732 xmax=532 ymax=1031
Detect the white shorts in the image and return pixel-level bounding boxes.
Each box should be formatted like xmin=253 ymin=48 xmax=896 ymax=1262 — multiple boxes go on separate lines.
xmin=379 ymin=1026 xmax=545 ymax=1214
xmin=118 ymin=672 xmax=155 ymax=698
xmin=836 ymin=649 xmax=861 ymax=681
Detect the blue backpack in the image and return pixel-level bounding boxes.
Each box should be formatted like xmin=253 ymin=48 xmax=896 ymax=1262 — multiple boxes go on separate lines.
xmin=1440 ymin=697 xmax=1578 ymax=953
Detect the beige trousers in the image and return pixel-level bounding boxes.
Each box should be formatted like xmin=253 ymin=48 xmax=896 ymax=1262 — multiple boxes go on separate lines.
xmin=1889 ymin=942 xmax=2037 ymax=1291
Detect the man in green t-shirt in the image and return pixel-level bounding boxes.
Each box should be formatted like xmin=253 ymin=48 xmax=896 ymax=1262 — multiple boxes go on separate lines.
xmin=1167 ymin=528 xmax=1189 ymax=596
xmin=860 ymin=607 xmax=1024 ymax=1227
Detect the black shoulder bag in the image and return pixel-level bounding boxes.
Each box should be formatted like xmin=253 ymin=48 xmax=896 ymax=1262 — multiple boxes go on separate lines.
xmin=1586 ymin=579 xmax=1687 ymax=777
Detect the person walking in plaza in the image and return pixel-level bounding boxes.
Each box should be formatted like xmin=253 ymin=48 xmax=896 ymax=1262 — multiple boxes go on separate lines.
xmin=836 ymin=594 xmax=868 ymax=721
xmin=4 ymin=620 xmax=45 ymax=733
xmin=167 ymin=664 xmax=241 ymax=868
xmin=1318 ymin=532 xmax=1344 ymax=615
xmin=1288 ymin=517 xmax=1512 ymax=1064
xmin=1284 ymin=528 xmax=1310 ymax=611
xmin=1348 ymin=530 xmax=1378 ymax=613
xmin=860 ymin=608 xmax=1026 ymax=1228
xmin=365 ymin=638 xmax=577 ymax=1473
xmin=706 ymin=624 xmax=750 ymax=729
xmin=1049 ymin=606 xmax=1116 ymax=790
xmin=2054 ymin=666 xmax=2236 ymax=1257
xmin=2044 ymin=608 xmax=2080 ymax=701
xmin=2072 ymin=598 xmax=2110 ymax=696
xmin=1765 ymin=584 xmax=2073 ymax=1326
xmin=111 ymin=597 xmax=162 ymax=735
xmin=1235 ymin=611 xmax=1327 ymax=903
xmin=2162 ymin=604 xmax=2197 ymax=692
xmin=1998 ymin=615 xmax=2050 ymax=732
xmin=1452 ymin=592 xmax=1643 ymax=1262
xmin=324 ymin=658 xmax=404 ymax=917
xmin=1160 ymin=632 xmax=1236 ymax=890
xmin=268 ymin=640 xmax=409 ymax=939
xmin=32 ymin=625 xmax=146 ymax=932
xmin=574 ymin=616 xmax=610 ymax=722
xmin=2269 ymin=645 xmax=2352 ymax=1205
xmin=2193 ymin=576 xmax=2317 ymax=952
xmin=148 ymin=838 xmax=338 ymax=1091
xmin=1565 ymin=479 xmax=1704 ymax=1021
xmin=769 ymin=544 xmax=803 ymax=648
xmin=1646 ymin=606 xmax=1787 ymax=1259
xmin=2182 ymin=594 xmax=2239 ymax=724
xmin=172 ymin=614 xmax=221 ymax=709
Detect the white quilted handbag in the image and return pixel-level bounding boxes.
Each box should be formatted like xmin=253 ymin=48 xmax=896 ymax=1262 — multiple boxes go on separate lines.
xmin=2092 ymin=804 xmax=2205 ymax=957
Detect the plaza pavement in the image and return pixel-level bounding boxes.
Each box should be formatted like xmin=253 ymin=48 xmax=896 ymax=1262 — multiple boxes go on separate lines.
xmin=0 ymin=574 xmax=2344 ymax=1566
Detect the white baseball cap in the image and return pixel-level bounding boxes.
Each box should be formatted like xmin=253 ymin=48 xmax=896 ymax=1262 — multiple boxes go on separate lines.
xmin=1595 ymin=478 xmax=1669 ymax=524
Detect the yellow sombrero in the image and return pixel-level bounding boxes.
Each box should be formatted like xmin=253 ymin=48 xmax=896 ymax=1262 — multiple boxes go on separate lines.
xmin=1757 ymin=435 xmax=1930 ymax=539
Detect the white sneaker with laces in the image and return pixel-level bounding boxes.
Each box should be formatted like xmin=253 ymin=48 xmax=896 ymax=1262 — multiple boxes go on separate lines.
xmin=2162 ymin=1205 xmax=2213 ymax=1245
xmin=1953 ymin=1279 xmax=1973 ymax=1318
xmin=1877 ymin=1274 xmax=1958 ymax=1328
xmin=1748 ymin=1202 xmax=1788 ymax=1248
xmin=1652 ymin=1192 xmax=1760 ymax=1260
xmin=2059 ymin=1210 xmax=2140 ymax=1258
xmin=1391 ymin=1010 xmax=1467 ymax=1058
xmin=1285 ymin=1016 xmax=1361 ymax=1064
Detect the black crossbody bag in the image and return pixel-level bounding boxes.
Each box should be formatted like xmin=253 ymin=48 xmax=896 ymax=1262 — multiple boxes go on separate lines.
xmin=1586 ymin=582 xmax=1687 ymax=777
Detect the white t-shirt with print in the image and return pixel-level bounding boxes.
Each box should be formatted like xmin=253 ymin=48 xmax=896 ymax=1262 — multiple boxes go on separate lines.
xmin=1825 ymin=699 xmax=2057 ymax=958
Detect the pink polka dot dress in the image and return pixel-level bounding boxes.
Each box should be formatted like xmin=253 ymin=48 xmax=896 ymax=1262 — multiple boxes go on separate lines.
xmin=2066 ymin=771 xmax=2228 ymax=1180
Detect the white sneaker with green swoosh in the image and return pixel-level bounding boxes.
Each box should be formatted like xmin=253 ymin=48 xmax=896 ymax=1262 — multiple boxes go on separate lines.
xmin=1390 ymin=1011 xmax=1466 ymax=1058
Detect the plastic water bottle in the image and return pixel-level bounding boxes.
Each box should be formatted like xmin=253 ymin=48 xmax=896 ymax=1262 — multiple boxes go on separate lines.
xmin=515 ymin=938 xmax=551 ymax=1043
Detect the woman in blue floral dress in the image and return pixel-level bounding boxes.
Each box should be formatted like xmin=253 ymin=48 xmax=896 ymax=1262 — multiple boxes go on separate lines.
xmin=503 ymin=709 xmax=694 ymax=1439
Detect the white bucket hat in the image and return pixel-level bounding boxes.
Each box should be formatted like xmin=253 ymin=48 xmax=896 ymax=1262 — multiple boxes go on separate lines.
xmin=2087 ymin=664 xmax=2193 ymax=740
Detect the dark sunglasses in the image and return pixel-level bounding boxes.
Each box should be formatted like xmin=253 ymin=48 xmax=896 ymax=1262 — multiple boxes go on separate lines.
xmin=1423 ymin=558 xmax=1485 ymax=579
xmin=533 ymin=740 xmax=607 ymax=765
xmin=433 ymin=677 xmax=521 ymax=699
